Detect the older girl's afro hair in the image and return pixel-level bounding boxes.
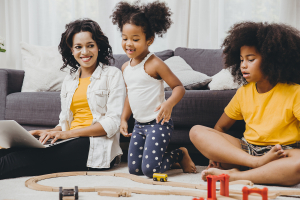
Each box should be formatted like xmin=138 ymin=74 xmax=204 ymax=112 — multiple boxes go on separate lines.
xmin=222 ymin=21 xmax=300 ymax=85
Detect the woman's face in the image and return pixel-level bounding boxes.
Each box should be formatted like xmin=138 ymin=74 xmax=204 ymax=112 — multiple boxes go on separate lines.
xmin=71 ymin=31 xmax=99 ymax=70
xmin=240 ymin=46 xmax=264 ymax=83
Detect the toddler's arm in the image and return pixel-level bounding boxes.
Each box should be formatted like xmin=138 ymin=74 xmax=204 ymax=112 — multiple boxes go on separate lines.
xmin=154 ymin=58 xmax=185 ymax=124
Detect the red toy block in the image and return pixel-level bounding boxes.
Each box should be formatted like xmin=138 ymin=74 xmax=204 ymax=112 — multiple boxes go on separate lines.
xmin=192 ymin=198 xmax=204 ymax=200
xmin=242 ymin=187 xmax=268 ymax=200
xmin=207 ymin=174 xmax=229 ymax=200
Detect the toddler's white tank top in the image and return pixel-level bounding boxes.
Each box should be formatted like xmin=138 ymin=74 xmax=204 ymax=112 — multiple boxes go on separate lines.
xmin=123 ymin=52 xmax=166 ymax=123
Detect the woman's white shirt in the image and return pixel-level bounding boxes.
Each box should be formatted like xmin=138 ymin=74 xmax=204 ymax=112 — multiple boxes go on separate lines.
xmin=57 ymin=64 xmax=126 ymax=168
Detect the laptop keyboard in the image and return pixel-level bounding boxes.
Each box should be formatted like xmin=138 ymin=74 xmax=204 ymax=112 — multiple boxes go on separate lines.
xmin=35 ymin=137 xmax=63 ymax=145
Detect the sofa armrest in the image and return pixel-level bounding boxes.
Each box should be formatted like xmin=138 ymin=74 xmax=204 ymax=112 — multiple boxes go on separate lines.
xmin=0 ymin=69 xmax=25 ymax=120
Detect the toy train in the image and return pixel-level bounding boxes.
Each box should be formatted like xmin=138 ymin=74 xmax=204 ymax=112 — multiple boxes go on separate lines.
xmin=153 ymin=173 xmax=168 ymax=182
xmin=59 ymin=186 xmax=78 ymax=200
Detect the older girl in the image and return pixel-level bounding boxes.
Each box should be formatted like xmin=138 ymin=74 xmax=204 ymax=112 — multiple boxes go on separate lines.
xmin=190 ymin=22 xmax=300 ymax=186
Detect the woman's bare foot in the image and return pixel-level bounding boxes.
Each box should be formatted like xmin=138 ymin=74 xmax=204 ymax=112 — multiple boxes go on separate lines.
xmin=179 ymin=147 xmax=197 ymax=173
xmin=252 ymin=144 xmax=286 ymax=168
xmin=201 ymin=168 xmax=239 ymax=181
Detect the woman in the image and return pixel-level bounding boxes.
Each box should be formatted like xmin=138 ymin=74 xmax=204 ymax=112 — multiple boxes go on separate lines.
xmin=0 ymin=19 xmax=125 ymax=179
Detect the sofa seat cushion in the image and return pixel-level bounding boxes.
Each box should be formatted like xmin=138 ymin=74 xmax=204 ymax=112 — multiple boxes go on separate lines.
xmin=166 ymin=90 xmax=237 ymax=127
xmin=5 ymin=92 xmax=60 ymax=126
xmin=170 ymin=128 xmax=193 ymax=144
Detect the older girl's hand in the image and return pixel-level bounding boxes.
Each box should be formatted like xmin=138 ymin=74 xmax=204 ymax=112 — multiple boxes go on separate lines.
xmin=38 ymin=131 xmax=70 ymax=144
xmin=155 ymin=101 xmax=173 ymax=125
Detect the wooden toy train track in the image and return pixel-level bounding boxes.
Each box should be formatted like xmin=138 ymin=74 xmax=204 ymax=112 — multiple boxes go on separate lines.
xmin=25 ymin=171 xmax=300 ymax=199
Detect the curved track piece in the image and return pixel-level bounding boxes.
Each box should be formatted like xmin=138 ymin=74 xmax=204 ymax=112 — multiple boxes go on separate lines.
xmin=25 ymin=171 xmax=281 ymax=200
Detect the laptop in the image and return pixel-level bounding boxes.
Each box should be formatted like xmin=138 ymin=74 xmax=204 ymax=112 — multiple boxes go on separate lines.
xmin=0 ymin=120 xmax=77 ymax=148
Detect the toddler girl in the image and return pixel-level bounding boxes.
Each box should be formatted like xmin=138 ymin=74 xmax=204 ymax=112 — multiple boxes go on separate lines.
xmin=190 ymin=21 xmax=300 ymax=186
xmin=111 ymin=0 xmax=196 ymax=177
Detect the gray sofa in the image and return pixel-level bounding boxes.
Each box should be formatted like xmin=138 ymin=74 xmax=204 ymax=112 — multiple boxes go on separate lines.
xmin=0 ymin=47 xmax=245 ymax=165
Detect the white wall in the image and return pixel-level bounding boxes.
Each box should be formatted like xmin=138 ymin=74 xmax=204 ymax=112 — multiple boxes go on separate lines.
xmin=0 ymin=0 xmax=300 ymax=70
xmin=0 ymin=0 xmax=6 ymax=68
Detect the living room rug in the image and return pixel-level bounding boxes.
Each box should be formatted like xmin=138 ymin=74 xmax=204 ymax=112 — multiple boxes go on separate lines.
xmin=0 ymin=163 xmax=299 ymax=200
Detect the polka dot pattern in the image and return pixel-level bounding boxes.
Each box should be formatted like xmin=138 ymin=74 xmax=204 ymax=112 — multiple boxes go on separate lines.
xmin=128 ymin=119 xmax=183 ymax=177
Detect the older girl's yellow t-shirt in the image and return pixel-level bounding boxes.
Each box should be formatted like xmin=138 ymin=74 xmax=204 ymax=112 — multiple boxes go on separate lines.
xmin=225 ymin=82 xmax=300 ymax=145
xmin=70 ymin=77 xmax=93 ymax=130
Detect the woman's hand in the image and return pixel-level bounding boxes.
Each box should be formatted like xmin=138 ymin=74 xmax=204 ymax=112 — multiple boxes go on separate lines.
xmin=29 ymin=130 xmax=50 ymax=137
xmin=120 ymin=120 xmax=132 ymax=137
xmin=155 ymin=101 xmax=173 ymax=125
xmin=37 ymin=131 xmax=70 ymax=144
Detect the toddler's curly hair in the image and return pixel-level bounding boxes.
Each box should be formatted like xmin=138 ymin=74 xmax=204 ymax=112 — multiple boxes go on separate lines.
xmin=222 ymin=21 xmax=300 ymax=85
xmin=111 ymin=0 xmax=172 ymax=40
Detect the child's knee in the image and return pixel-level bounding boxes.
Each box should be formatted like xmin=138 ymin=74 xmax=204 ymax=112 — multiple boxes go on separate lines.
xmin=141 ymin=165 xmax=156 ymax=178
xmin=189 ymin=125 xmax=206 ymax=142
xmin=128 ymin=165 xmax=143 ymax=175
xmin=142 ymin=168 xmax=153 ymax=178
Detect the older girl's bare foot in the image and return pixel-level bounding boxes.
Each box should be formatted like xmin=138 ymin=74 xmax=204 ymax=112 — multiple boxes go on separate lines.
xmin=201 ymin=168 xmax=239 ymax=182
xmin=253 ymin=144 xmax=286 ymax=168
xmin=205 ymin=160 xmax=224 ymax=170
xmin=179 ymin=147 xmax=197 ymax=173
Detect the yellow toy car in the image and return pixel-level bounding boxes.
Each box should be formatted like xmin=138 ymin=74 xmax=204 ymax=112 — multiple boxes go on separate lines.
xmin=153 ymin=173 xmax=168 ymax=182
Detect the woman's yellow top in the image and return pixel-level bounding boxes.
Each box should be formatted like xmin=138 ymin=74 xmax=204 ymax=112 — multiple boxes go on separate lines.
xmin=70 ymin=76 xmax=93 ymax=130
xmin=225 ymin=82 xmax=300 ymax=145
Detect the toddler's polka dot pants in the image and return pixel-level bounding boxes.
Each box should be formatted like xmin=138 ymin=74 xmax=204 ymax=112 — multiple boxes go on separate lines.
xmin=128 ymin=119 xmax=183 ymax=178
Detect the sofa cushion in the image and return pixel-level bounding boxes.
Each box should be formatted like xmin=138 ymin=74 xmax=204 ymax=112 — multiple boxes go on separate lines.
xmin=208 ymin=68 xmax=241 ymax=90
xmin=169 ymin=121 xmax=245 ymax=145
xmin=174 ymin=47 xmax=224 ymax=76
xmin=166 ymin=90 xmax=236 ymax=128
xmin=5 ymin=92 xmax=60 ymax=126
xmin=112 ymin=49 xmax=174 ymax=70
xmin=20 ymin=42 xmax=68 ymax=92
xmin=163 ymin=56 xmax=212 ymax=90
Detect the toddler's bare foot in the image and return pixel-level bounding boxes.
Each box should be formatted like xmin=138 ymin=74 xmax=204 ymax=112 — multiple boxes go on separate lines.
xmin=253 ymin=144 xmax=286 ymax=168
xmin=171 ymin=163 xmax=181 ymax=169
xmin=201 ymin=168 xmax=239 ymax=182
xmin=179 ymin=147 xmax=197 ymax=173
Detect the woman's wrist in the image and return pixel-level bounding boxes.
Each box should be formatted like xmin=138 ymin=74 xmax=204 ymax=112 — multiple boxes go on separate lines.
xmin=65 ymin=130 xmax=73 ymax=139
xmin=52 ymin=126 xmax=62 ymax=131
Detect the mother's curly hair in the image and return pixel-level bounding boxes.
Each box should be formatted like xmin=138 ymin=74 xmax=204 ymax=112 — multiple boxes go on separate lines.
xmin=111 ymin=0 xmax=172 ymax=40
xmin=59 ymin=19 xmax=114 ymax=74
xmin=222 ymin=21 xmax=300 ymax=85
